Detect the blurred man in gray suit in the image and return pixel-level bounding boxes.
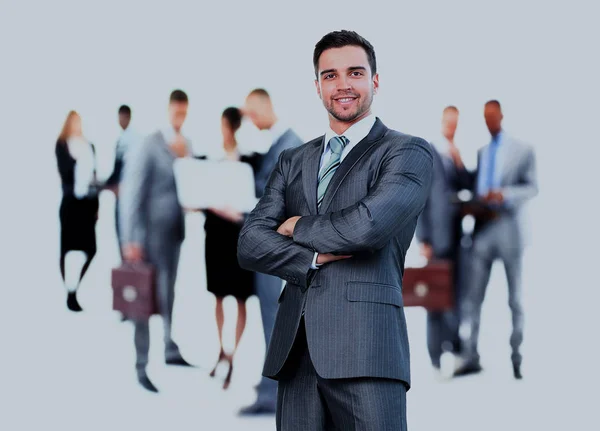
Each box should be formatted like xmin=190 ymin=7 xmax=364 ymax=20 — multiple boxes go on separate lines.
xmin=456 ymin=100 xmax=538 ymax=380
xmin=237 ymin=88 xmax=303 ymax=416
xmin=120 ymin=89 xmax=193 ymax=392
xmin=416 ymin=106 xmax=470 ymax=374
xmin=238 ymin=31 xmax=432 ymax=430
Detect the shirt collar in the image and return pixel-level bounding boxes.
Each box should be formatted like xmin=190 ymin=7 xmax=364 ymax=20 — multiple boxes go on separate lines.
xmin=324 ymin=114 xmax=376 ymax=152
xmin=161 ymin=125 xmax=188 ymax=145
xmin=491 ymin=130 xmax=504 ymax=145
xmin=432 ymin=135 xmax=453 ymax=155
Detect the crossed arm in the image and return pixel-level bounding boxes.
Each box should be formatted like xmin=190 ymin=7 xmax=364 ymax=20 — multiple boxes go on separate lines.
xmin=238 ymin=138 xmax=433 ymax=285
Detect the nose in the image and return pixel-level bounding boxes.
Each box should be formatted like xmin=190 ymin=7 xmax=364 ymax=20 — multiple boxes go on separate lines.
xmin=336 ymin=74 xmax=352 ymax=91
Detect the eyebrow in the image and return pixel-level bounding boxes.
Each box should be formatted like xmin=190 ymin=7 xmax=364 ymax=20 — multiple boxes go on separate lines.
xmin=319 ymin=66 xmax=367 ymax=77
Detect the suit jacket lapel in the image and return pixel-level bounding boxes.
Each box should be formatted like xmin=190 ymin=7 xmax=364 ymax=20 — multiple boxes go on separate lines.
xmin=302 ymin=136 xmax=325 ymax=215
xmin=319 ymin=118 xmax=388 ymax=214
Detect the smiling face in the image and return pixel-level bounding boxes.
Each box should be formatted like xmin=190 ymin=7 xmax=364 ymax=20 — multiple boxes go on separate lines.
xmin=315 ymin=45 xmax=379 ymax=133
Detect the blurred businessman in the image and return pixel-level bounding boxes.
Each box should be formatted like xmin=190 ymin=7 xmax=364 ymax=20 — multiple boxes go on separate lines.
xmin=457 ymin=100 xmax=538 ymax=380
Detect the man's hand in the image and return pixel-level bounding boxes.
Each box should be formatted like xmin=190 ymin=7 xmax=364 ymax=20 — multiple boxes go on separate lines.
xmin=209 ymin=207 xmax=244 ymax=224
xmin=277 ymin=216 xmax=301 ymax=237
xmin=420 ymin=243 xmax=433 ymax=261
xmin=316 ymin=253 xmax=352 ymax=265
xmin=123 ymin=244 xmax=144 ymax=262
xmin=485 ymin=190 xmax=504 ymax=204
xmin=448 ymin=144 xmax=464 ymax=169
xmin=170 ymin=134 xmax=189 ymax=158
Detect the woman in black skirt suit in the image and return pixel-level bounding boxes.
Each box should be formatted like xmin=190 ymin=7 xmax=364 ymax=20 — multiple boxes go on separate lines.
xmin=204 ymin=107 xmax=256 ymax=389
xmin=55 ymin=111 xmax=100 ymax=312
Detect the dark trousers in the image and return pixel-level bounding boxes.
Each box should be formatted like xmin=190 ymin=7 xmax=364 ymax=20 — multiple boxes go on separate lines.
xmin=277 ymin=320 xmax=407 ymax=431
xmin=254 ymin=272 xmax=280 ymax=404
xmin=426 ymin=249 xmax=465 ymax=368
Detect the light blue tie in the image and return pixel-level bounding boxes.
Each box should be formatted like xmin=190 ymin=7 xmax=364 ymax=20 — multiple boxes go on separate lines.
xmin=317 ymin=136 xmax=349 ymax=209
xmin=486 ymin=135 xmax=500 ymax=191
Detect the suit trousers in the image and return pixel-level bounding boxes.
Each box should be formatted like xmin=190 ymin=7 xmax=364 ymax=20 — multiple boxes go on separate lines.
xmin=133 ymin=240 xmax=182 ymax=371
xmin=114 ymin=199 xmax=123 ymax=260
xmin=255 ymin=272 xmax=281 ymax=403
xmin=277 ymin=320 xmax=407 ymax=431
xmin=461 ymin=219 xmax=524 ymax=366
xmin=426 ymin=249 xmax=464 ymax=367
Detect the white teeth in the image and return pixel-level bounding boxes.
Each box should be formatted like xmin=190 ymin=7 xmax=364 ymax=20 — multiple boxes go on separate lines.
xmin=338 ymin=98 xmax=354 ymax=102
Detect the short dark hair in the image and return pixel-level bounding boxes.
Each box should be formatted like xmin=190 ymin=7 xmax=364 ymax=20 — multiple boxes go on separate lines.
xmin=118 ymin=105 xmax=131 ymax=116
xmin=222 ymin=106 xmax=242 ymax=132
xmin=443 ymin=105 xmax=459 ymax=114
xmin=248 ymin=88 xmax=270 ymax=99
xmin=313 ymin=30 xmax=377 ymax=78
xmin=170 ymin=89 xmax=189 ymax=104
xmin=485 ymin=100 xmax=501 ymax=110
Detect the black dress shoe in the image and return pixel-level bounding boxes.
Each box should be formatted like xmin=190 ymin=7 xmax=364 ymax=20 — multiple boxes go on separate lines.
xmin=66 ymin=292 xmax=83 ymax=312
xmin=453 ymin=362 xmax=483 ymax=378
xmin=513 ymin=363 xmax=523 ymax=380
xmin=137 ymin=374 xmax=158 ymax=393
xmin=238 ymin=400 xmax=277 ymax=416
xmin=165 ymin=356 xmax=194 ymax=367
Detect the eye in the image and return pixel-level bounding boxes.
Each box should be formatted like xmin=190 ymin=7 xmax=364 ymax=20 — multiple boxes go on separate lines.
xmin=351 ymin=71 xmax=364 ymax=77
xmin=324 ymin=73 xmax=336 ymax=80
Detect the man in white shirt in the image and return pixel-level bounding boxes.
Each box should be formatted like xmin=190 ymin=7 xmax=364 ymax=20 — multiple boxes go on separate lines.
xmin=105 ymin=105 xmax=141 ymax=258
xmin=416 ymin=106 xmax=470 ymax=374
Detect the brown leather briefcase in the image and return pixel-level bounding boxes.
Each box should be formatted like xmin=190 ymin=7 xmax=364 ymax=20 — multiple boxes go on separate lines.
xmin=111 ymin=263 xmax=158 ymax=320
xmin=402 ymin=261 xmax=453 ymax=311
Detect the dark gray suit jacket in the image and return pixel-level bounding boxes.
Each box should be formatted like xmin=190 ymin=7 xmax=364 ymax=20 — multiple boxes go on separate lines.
xmin=416 ymin=143 xmax=471 ymax=258
xmin=238 ymin=119 xmax=433 ymax=388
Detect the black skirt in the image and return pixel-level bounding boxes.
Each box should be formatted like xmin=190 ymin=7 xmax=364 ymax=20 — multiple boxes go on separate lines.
xmin=60 ymin=194 xmax=99 ymax=256
xmin=204 ymin=211 xmax=255 ymax=300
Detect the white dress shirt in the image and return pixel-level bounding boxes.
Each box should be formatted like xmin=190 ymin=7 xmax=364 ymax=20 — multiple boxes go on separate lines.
xmin=67 ymin=136 xmax=95 ymax=199
xmin=117 ymin=127 xmax=142 ymax=158
xmin=310 ymin=114 xmax=377 ymax=269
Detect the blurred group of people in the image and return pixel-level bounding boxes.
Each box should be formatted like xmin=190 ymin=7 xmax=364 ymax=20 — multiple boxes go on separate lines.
xmin=416 ymin=101 xmax=538 ymax=380
xmin=55 ymin=88 xmax=302 ymax=415
xmin=54 ymin=89 xmax=538 ymax=425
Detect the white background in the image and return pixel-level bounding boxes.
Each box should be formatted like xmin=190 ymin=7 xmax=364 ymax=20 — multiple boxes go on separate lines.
xmin=0 ymin=1 xmax=598 ymax=430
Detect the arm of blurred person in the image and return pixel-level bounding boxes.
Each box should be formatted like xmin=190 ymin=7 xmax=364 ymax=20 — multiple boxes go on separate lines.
xmin=119 ymin=137 xmax=152 ymax=262
xmin=290 ymin=139 xmax=433 ymax=255
xmin=499 ymin=146 xmax=538 ymax=208
xmin=169 ymin=134 xmax=190 ymax=158
xmin=103 ymin=152 xmax=122 ymax=194
xmin=238 ymin=150 xmax=346 ymax=288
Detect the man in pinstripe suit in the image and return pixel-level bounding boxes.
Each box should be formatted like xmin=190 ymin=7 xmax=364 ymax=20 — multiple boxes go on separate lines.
xmin=238 ymin=30 xmax=432 ymax=430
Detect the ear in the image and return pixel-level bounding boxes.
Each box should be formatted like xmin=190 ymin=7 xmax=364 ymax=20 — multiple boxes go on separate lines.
xmin=372 ymin=73 xmax=380 ymax=95
xmin=315 ymin=79 xmax=322 ymax=100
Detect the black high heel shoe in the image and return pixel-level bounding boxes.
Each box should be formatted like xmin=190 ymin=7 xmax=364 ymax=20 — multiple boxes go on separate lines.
xmin=223 ymin=355 xmax=233 ymax=390
xmin=209 ymin=349 xmax=226 ymax=378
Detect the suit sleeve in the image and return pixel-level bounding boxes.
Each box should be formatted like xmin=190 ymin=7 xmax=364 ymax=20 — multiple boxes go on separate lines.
xmin=293 ymin=138 xmax=433 ymax=255
xmin=119 ymin=137 xmax=152 ymax=247
xmin=237 ymin=150 xmax=316 ymax=287
xmin=105 ymin=151 xmax=122 ymax=187
xmin=415 ymin=142 xmax=438 ymax=245
xmin=502 ymin=147 xmax=538 ymax=207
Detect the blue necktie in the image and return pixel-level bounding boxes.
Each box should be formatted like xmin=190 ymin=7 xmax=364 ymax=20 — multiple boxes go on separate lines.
xmin=317 ymin=136 xmax=349 ymax=209
xmin=486 ymin=136 xmax=500 ymax=191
